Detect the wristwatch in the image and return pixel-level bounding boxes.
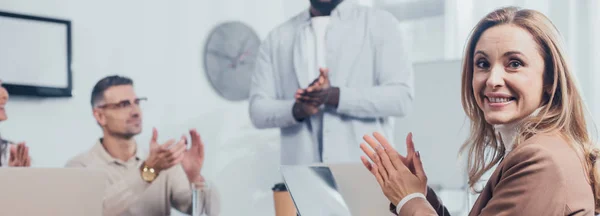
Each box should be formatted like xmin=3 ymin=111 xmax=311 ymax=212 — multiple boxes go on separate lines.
xmin=141 ymin=163 xmax=158 ymax=183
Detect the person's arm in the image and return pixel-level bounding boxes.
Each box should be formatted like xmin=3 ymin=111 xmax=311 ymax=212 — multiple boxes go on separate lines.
xmin=65 ymin=159 xmax=151 ymax=216
xmin=390 ymin=186 xmax=451 ymax=215
xmin=476 ymin=144 xmax=568 ymax=215
xmin=335 ymin=11 xmax=414 ymax=119
xmin=397 ymin=197 xmax=438 ymax=216
xmin=396 ymin=145 xmax=572 ymax=215
xmin=249 ymin=36 xmax=300 ymax=129
xmin=424 ymin=186 xmax=451 ymax=215
xmin=169 ymin=165 xmax=221 ymax=216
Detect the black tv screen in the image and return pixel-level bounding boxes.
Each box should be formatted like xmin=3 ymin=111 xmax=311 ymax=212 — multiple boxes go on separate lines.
xmin=0 ymin=10 xmax=72 ymax=97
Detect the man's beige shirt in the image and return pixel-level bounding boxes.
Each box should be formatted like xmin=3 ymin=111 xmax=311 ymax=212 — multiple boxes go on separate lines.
xmin=65 ymin=140 xmax=220 ymax=216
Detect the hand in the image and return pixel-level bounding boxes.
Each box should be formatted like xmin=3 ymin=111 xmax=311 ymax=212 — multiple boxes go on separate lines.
xmin=144 ymin=128 xmax=187 ymax=173
xmin=8 ymin=142 xmax=31 ymax=167
xmin=295 ymin=68 xmax=339 ymax=107
xmin=292 ymin=101 xmax=319 ymax=121
xmin=399 ymin=133 xmax=418 ymax=175
xmin=364 ymin=132 xmax=418 ymax=175
xmin=181 ymin=129 xmax=205 ymax=183
xmin=393 ymin=133 xmax=424 ymax=195
xmin=359 ymin=132 xmax=428 ymax=205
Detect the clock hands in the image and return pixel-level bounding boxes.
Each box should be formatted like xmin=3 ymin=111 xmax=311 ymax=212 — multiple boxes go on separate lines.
xmin=210 ymin=47 xmax=253 ymax=69
xmin=208 ymin=35 xmax=257 ymax=69
xmin=207 ymin=49 xmax=234 ymax=60
xmin=228 ymin=37 xmax=256 ymax=68
xmin=230 ymin=49 xmax=256 ymax=68
xmin=236 ymin=37 xmax=251 ymax=57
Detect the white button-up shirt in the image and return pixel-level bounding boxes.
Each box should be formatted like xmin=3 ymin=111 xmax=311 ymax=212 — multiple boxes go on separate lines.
xmin=249 ymin=0 xmax=415 ymax=165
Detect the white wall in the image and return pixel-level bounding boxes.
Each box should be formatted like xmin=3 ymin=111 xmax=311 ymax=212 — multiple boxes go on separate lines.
xmin=0 ymin=0 xmax=296 ymax=215
xmin=394 ymin=60 xmax=470 ymax=215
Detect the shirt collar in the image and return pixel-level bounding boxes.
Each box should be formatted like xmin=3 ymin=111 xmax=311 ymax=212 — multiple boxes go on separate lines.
xmin=299 ymin=0 xmax=357 ymax=22
xmin=92 ymin=138 xmax=141 ymax=165
xmin=494 ymin=106 xmax=545 ymax=155
xmin=494 ymin=120 xmax=520 ymax=154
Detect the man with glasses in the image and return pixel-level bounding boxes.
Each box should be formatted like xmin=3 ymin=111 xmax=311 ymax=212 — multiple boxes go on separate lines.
xmin=66 ymin=75 xmax=220 ymax=216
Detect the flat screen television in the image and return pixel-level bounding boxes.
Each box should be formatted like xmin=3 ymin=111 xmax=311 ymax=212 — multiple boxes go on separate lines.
xmin=0 ymin=10 xmax=72 ymax=97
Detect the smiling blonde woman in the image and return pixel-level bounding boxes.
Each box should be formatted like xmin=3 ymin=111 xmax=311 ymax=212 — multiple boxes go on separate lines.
xmin=360 ymin=6 xmax=599 ymax=216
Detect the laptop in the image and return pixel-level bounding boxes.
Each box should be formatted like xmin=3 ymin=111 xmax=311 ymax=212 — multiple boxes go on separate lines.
xmin=0 ymin=168 xmax=105 ymax=216
xmin=281 ymin=163 xmax=391 ymax=216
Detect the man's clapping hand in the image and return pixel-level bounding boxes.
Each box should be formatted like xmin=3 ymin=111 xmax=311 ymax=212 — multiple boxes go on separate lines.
xmin=292 ymin=68 xmax=339 ymax=121
xmin=143 ymin=128 xmax=186 ymax=173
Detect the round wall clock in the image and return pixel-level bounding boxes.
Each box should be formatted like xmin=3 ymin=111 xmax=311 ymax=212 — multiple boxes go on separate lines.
xmin=203 ymin=21 xmax=261 ymax=101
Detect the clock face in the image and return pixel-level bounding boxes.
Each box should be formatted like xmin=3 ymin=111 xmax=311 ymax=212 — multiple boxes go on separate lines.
xmin=203 ymin=21 xmax=261 ymax=101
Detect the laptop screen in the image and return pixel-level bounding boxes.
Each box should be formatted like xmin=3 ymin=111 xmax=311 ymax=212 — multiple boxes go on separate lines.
xmin=281 ymin=165 xmax=352 ymax=216
xmin=281 ymin=164 xmax=393 ymax=216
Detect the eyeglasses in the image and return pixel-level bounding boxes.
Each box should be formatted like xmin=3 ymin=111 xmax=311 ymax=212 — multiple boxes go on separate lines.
xmin=96 ymin=97 xmax=147 ymax=110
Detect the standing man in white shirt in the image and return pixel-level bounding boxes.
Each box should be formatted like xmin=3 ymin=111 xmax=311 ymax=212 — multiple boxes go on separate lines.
xmin=66 ymin=75 xmax=220 ymax=216
xmin=249 ymin=0 xmax=414 ymax=165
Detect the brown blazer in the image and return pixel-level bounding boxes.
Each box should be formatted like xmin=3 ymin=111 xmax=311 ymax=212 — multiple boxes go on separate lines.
xmin=394 ymin=133 xmax=596 ymax=216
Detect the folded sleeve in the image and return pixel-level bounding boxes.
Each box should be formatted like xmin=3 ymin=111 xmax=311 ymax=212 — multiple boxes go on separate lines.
xmin=248 ymin=35 xmax=300 ymax=129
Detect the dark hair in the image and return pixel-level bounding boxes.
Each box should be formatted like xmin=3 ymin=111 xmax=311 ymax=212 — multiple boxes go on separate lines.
xmin=90 ymin=75 xmax=133 ymax=107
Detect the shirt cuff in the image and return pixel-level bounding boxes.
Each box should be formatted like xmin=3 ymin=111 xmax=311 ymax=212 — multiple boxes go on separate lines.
xmin=396 ymin=193 xmax=426 ymax=215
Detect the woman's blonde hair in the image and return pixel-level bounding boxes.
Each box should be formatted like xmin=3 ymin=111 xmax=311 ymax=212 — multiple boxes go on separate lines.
xmin=459 ymin=6 xmax=600 ymax=210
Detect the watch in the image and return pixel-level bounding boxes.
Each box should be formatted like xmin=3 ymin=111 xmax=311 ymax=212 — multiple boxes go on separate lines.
xmin=141 ymin=163 xmax=158 ymax=183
